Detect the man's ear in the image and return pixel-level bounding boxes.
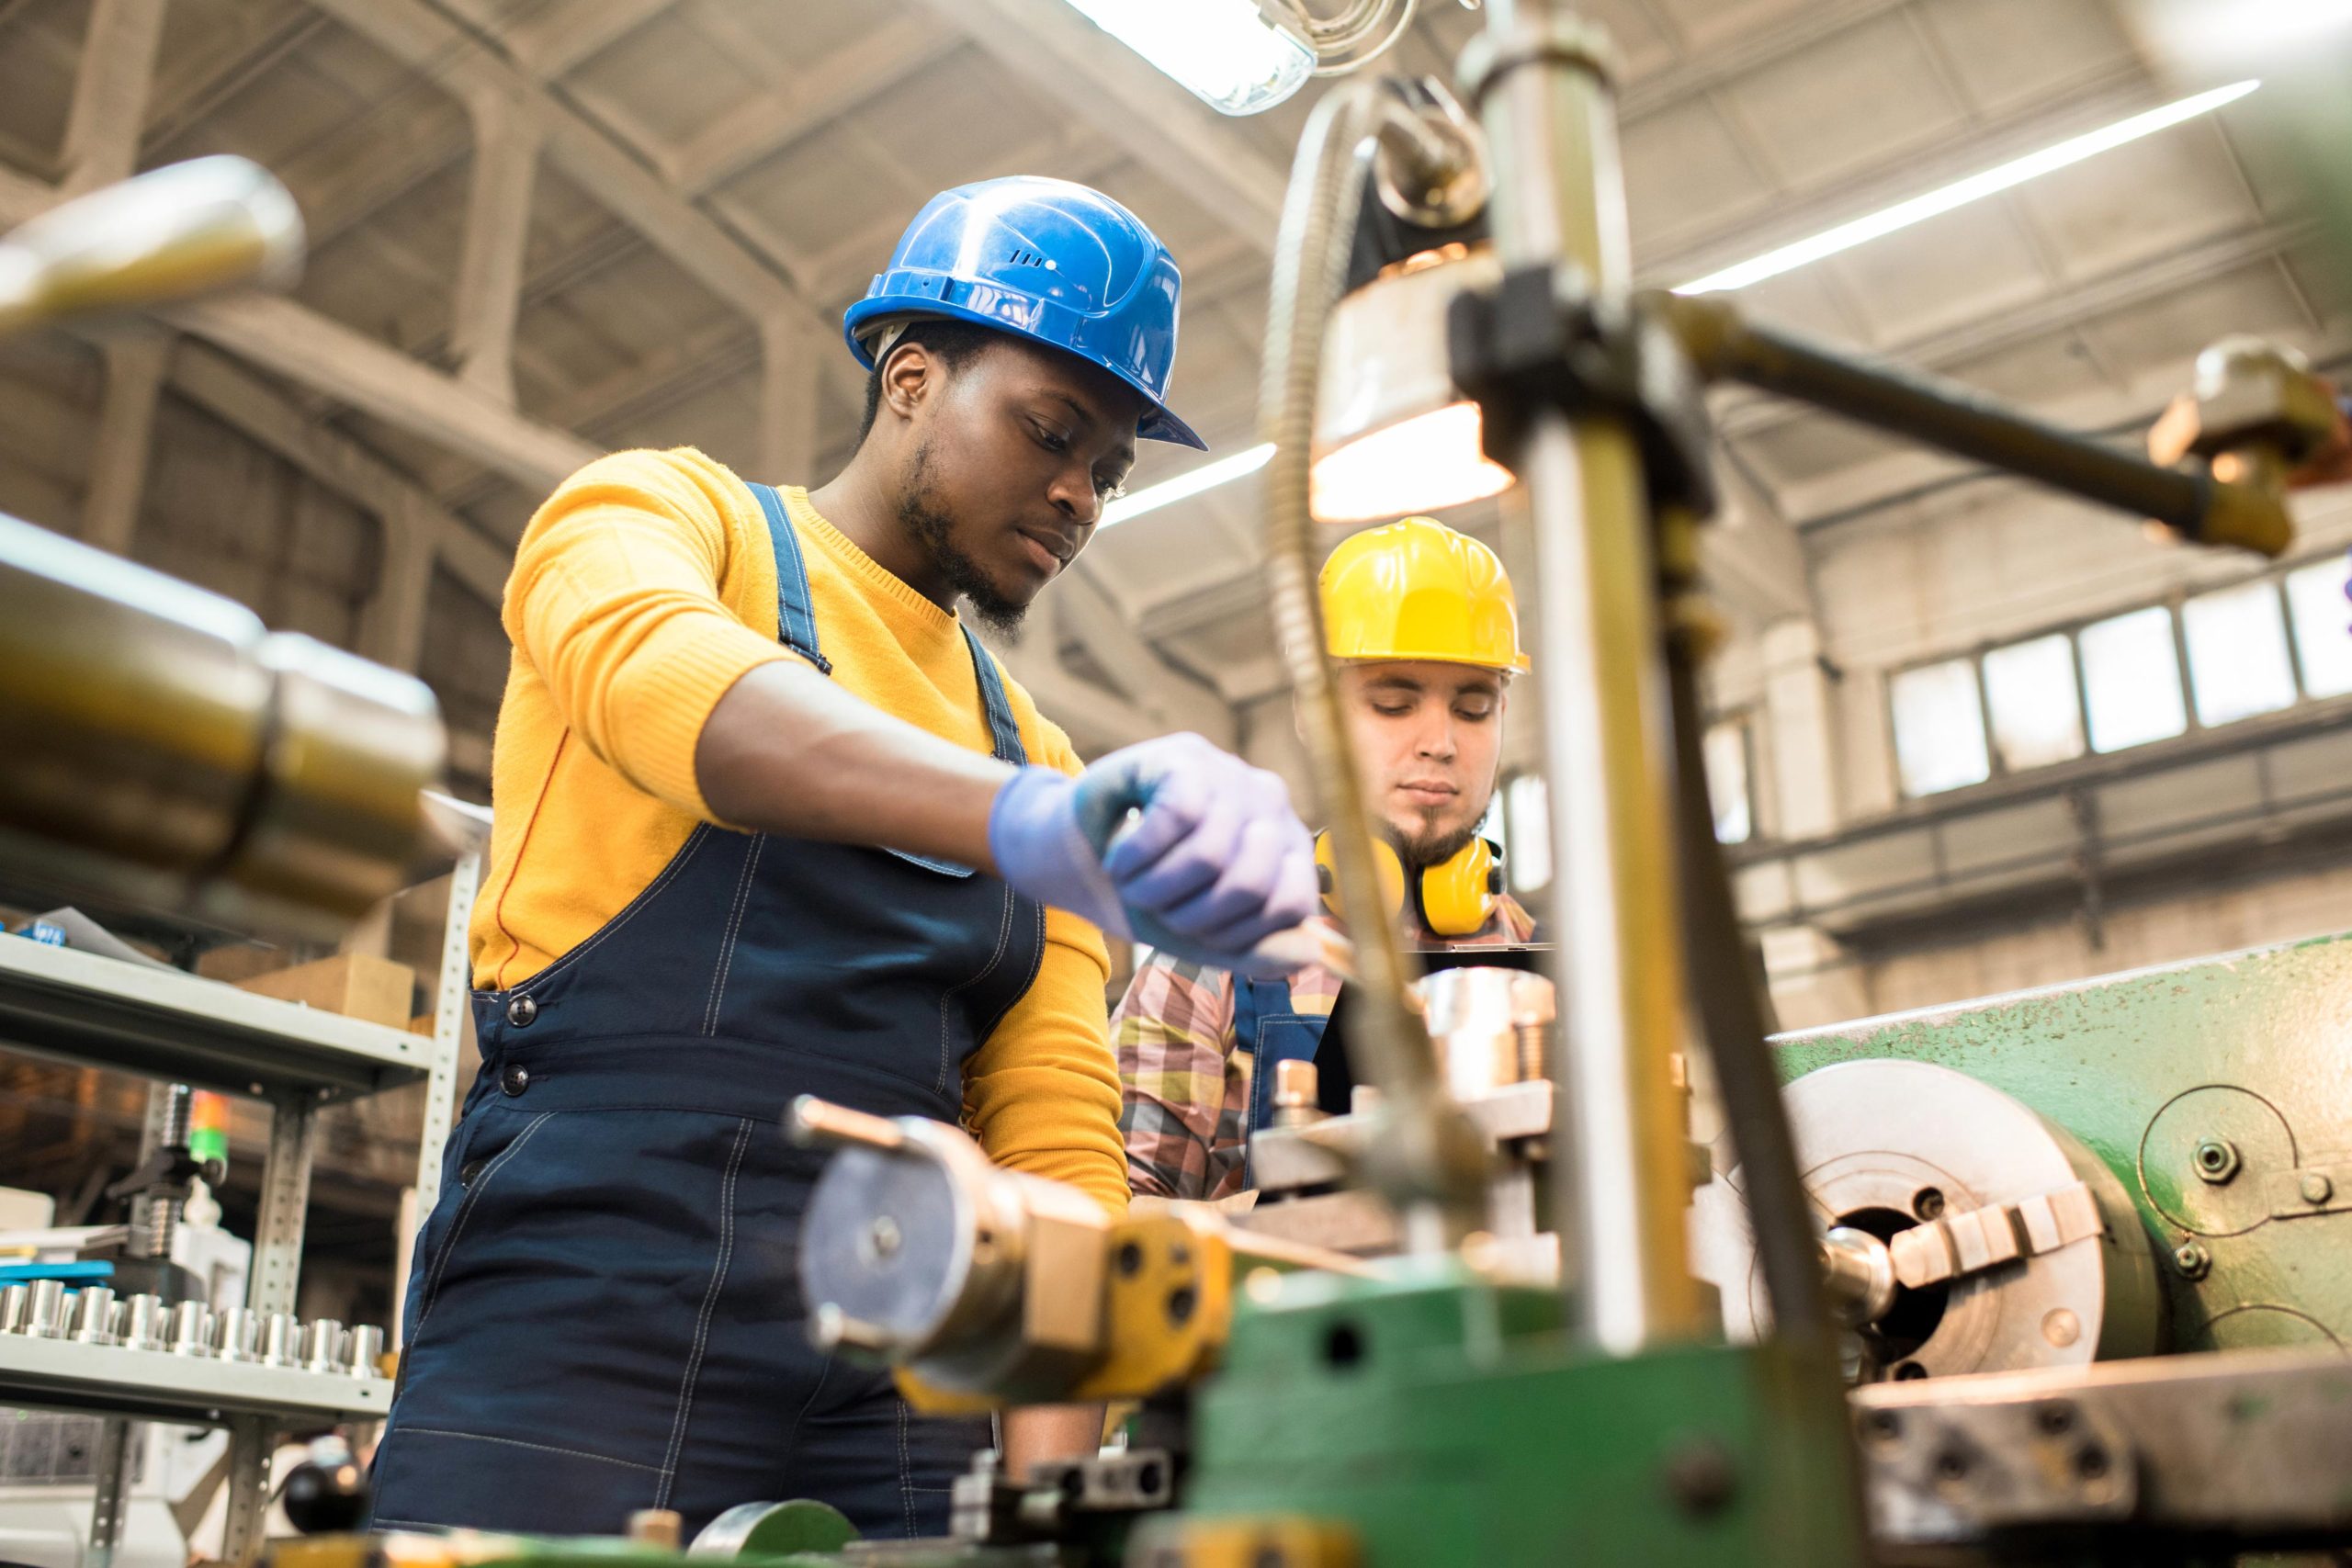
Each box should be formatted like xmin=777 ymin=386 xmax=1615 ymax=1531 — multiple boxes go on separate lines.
xmin=879 ymin=341 xmax=940 ymax=423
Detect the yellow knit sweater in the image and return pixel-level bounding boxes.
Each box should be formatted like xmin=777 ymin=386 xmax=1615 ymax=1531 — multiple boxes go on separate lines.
xmin=470 ymin=447 xmax=1125 ymax=1214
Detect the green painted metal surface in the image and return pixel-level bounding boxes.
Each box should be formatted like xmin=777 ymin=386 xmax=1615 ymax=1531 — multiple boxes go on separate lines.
xmin=1769 ymin=932 xmax=2352 ymax=1353
xmin=1160 ymin=1260 xmax=1864 ymax=1568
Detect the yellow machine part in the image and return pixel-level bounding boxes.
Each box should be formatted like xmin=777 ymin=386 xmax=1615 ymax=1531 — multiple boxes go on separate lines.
xmin=897 ymin=1210 xmax=1237 ymax=1413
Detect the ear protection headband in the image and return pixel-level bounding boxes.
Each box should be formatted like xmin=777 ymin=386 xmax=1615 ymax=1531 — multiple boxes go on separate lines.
xmin=1314 ymin=831 xmax=1504 ymax=939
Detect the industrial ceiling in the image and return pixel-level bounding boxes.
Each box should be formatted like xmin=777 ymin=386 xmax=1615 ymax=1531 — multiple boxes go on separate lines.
xmin=0 ymin=0 xmax=2336 ymax=789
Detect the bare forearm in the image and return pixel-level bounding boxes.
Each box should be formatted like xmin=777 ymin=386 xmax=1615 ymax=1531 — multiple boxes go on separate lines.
xmin=694 ymin=660 xmax=1012 ymax=865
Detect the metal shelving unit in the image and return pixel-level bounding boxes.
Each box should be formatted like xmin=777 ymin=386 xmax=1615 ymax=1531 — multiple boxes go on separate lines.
xmin=0 ymin=1337 xmax=392 ymax=1425
xmin=0 ymin=846 xmax=482 ymax=1566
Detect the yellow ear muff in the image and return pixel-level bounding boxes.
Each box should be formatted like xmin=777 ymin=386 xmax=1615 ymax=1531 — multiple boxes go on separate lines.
xmin=1316 ymin=832 xmax=1407 ymax=922
xmin=1315 ymin=831 xmax=1499 ymax=938
xmin=1418 ymin=836 xmax=1501 ymax=938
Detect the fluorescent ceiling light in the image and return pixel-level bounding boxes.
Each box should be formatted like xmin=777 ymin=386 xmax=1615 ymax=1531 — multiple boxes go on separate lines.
xmin=1102 ymin=442 xmax=1276 ymax=527
xmin=2148 ymin=0 xmax=2352 ymax=61
xmin=1676 ymin=79 xmax=2262 ymax=295
xmin=1057 ymin=0 xmax=1315 ymax=116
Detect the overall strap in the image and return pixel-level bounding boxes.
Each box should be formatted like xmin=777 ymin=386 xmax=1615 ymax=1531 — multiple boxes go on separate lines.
xmin=747 ymin=482 xmax=831 ymax=674
xmin=958 ymin=625 xmax=1029 ymax=765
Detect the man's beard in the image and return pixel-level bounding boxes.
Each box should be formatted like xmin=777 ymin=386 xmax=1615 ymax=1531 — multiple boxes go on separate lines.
xmin=1385 ymin=814 xmax=1482 ymax=873
xmin=899 ymin=442 xmax=1029 ymax=637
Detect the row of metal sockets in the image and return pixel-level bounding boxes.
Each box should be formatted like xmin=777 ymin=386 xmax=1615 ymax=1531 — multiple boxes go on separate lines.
xmin=0 ymin=1281 xmax=385 ymax=1377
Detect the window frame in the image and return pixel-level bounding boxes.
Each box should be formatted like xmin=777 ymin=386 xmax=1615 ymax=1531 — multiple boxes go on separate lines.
xmin=1883 ymin=550 xmax=2352 ymax=802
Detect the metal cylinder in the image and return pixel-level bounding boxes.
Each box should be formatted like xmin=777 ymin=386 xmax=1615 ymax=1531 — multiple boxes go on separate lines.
xmin=168 ymin=1300 xmax=214 ymax=1357
xmin=0 ymin=1284 xmax=27 ymax=1333
xmin=258 ymin=1312 xmax=301 ymax=1368
xmin=345 ymin=1323 xmax=386 ymax=1378
xmin=0 ymin=513 xmax=444 ymax=940
xmin=116 ymin=1294 xmax=165 ymax=1352
xmin=1464 ymin=0 xmax=1708 ymax=1353
xmin=131 ymin=1084 xmax=194 ymax=1261
xmin=210 ymin=1305 xmax=258 ymax=1362
xmin=70 ymin=1287 xmax=117 ymax=1345
xmin=300 ymin=1319 xmax=345 ymax=1373
xmin=27 ymin=1280 xmax=67 ymax=1338
xmin=1818 ymin=1226 xmax=1898 ymax=1328
xmin=1413 ymin=967 xmax=1557 ymax=1099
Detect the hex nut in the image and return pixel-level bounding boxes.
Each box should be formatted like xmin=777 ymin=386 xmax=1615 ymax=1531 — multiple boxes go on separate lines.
xmin=2192 ymin=1138 xmax=2241 ymax=1184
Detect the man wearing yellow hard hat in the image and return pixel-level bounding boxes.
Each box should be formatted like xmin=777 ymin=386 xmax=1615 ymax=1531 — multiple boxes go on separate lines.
xmin=1114 ymin=516 xmax=1537 ymax=1200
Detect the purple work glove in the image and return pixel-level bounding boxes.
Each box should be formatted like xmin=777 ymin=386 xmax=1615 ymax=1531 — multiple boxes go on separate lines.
xmin=987 ymin=733 xmax=1318 ymax=976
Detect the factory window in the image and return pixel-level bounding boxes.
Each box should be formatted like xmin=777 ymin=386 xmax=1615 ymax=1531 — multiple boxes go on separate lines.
xmin=2183 ymin=581 xmax=2297 ymax=727
xmin=2080 ymin=606 xmax=2188 ymax=752
xmin=1503 ymin=773 xmax=1552 ymax=893
xmin=1889 ymin=658 xmax=1990 ymax=797
xmin=1981 ymin=634 xmax=2084 ymax=771
xmin=2285 ymin=557 xmax=2352 ymax=699
xmin=1703 ymin=716 xmax=1754 ymax=844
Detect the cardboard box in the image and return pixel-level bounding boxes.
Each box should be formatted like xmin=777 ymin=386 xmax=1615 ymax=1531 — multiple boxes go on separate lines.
xmin=234 ymin=953 xmax=417 ymax=1030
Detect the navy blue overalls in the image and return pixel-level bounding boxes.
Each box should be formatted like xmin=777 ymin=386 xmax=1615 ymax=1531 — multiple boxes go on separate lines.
xmin=369 ymin=485 xmax=1032 ymax=1540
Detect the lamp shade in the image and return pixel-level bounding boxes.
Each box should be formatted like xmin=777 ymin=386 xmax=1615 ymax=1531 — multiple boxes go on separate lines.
xmin=1310 ymin=244 xmax=1515 ymax=524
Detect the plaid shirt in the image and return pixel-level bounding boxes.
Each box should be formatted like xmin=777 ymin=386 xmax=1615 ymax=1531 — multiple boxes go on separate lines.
xmin=1114 ymin=896 xmax=1538 ymax=1201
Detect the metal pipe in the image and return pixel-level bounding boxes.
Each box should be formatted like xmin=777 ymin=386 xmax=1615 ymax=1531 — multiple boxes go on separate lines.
xmin=1464 ymin=2 xmax=1709 ymax=1351
xmin=1259 ymin=79 xmax=1487 ymax=1230
xmin=1661 ymin=294 xmax=2293 ymax=557
xmin=0 ymin=512 xmax=445 ymax=938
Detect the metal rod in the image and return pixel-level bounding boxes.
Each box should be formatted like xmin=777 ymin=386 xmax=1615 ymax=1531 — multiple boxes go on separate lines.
xmin=1468 ymin=1 xmax=1709 ymax=1352
xmin=1662 ymin=296 xmax=2293 ymax=556
xmin=1663 ymin=631 xmax=1830 ymax=1347
xmin=87 ymin=1416 xmax=131 ymax=1568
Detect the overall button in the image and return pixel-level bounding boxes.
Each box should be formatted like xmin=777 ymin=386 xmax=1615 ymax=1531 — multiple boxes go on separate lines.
xmin=501 ymin=1064 xmax=530 ymax=1097
xmin=505 ymin=994 xmax=537 ymax=1027
xmin=458 ymin=1158 xmax=485 ymax=1187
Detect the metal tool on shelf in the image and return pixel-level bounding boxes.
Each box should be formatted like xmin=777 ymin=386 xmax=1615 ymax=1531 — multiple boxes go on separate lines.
xmin=70 ymin=1286 xmax=118 ymax=1346
xmin=115 ymin=1292 xmax=164 ymax=1352
xmin=26 ymin=1278 xmax=67 ymax=1338
xmin=166 ymin=1300 xmax=212 ymax=1356
xmin=213 ymin=1306 xmax=259 ymax=1364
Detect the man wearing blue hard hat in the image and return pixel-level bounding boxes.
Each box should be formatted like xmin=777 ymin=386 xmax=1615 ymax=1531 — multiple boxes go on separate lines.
xmin=367 ymin=178 xmax=1314 ymax=1540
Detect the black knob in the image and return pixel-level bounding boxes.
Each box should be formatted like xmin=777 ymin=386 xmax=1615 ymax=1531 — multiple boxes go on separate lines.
xmin=280 ymin=1458 xmax=369 ymax=1534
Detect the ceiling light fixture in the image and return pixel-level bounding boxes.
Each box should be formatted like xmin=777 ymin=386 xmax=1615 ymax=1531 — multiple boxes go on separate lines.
xmin=1674 ymin=79 xmax=2262 ymax=295
xmin=1057 ymin=0 xmax=1317 ymax=116
xmin=1102 ymin=79 xmax=2266 ymax=525
xmin=1101 ymin=442 xmax=1276 ymax=527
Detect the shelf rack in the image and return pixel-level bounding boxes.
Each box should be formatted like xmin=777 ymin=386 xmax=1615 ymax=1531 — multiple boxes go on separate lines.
xmin=0 ymin=842 xmax=482 ymax=1566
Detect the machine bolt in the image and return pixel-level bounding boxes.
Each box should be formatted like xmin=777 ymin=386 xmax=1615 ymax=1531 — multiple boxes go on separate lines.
xmin=2173 ymin=1241 xmax=2211 ymax=1280
xmin=2192 ymin=1139 xmax=2241 ymax=1184
xmin=1660 ymin=1438 xmax=1738 ymax=1517
xmin=2301 ymin=1171 xmax=2334 ymax=1205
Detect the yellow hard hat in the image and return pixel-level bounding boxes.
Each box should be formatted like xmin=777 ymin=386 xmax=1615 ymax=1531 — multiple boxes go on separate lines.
xmin=1318 ymin=516 xmax=1530 ymax=672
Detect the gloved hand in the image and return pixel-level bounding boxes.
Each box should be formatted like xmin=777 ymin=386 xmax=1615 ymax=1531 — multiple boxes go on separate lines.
xmin=988 ymin=733 xmax=1318 ymax=975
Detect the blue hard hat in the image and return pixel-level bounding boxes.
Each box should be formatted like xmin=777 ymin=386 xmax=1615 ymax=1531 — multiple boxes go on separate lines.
xmin=843 ymin=176 xmax=1206 ymax=450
